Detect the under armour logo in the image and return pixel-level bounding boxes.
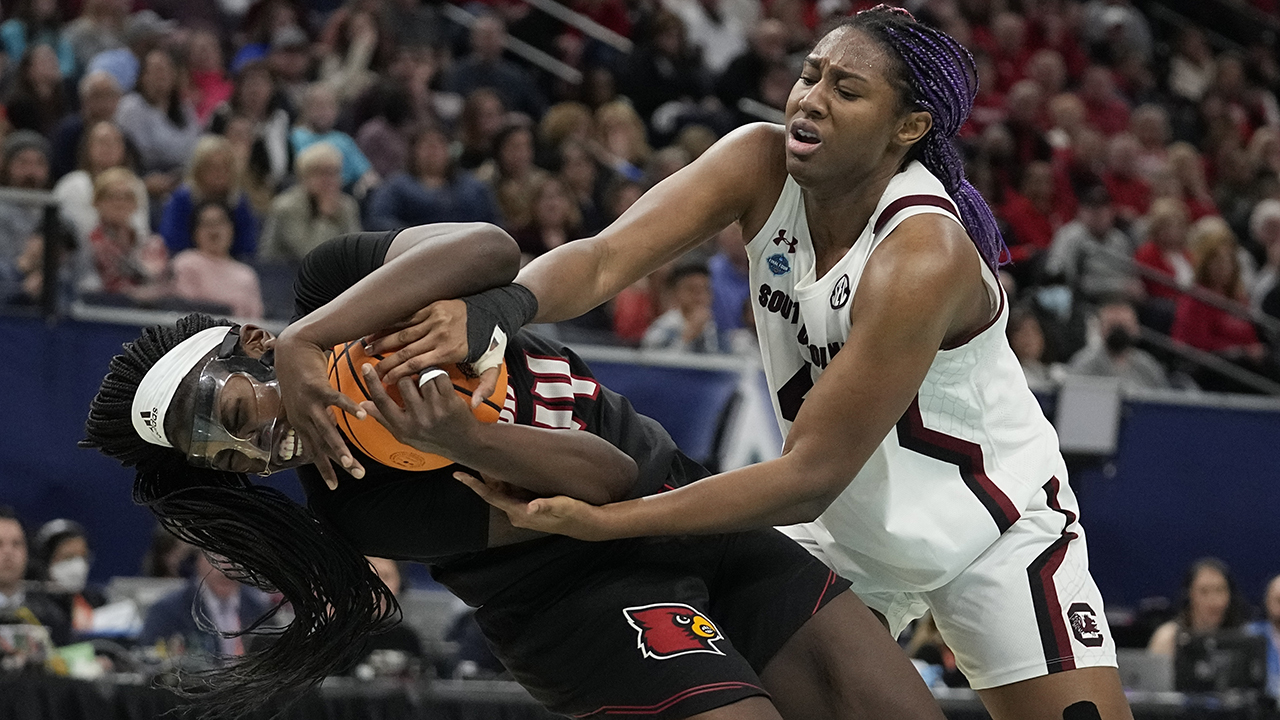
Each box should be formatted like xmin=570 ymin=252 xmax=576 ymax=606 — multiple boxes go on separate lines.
xmin=773 ymin=229 xmax=797 ymax=254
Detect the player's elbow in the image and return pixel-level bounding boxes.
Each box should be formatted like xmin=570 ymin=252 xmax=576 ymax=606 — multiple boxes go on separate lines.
xmin=782 ymin=448 xmax=851 ymax=522
xmin=463 ymin=223 xmax=521 ymax=284
xmin=583 ymin=449 xmax=638 ymax=505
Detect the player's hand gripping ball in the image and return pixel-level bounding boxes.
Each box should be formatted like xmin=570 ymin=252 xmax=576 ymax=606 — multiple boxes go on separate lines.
xmin=327 ymin=340 xmax=507 ymax=471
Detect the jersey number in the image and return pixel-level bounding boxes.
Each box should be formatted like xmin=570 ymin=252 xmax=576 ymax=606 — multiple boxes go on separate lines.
xmin=776 ymin=363 xmax=814 ymax=422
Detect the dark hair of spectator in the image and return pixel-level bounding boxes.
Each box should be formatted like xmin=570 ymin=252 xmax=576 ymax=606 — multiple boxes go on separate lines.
xmin=1175 ymin=557 xmax=1250 ymax=631
xmin=0 ymin=505 xmax=25 ymax=535
xmin=666 ymin=261 xmax=710 ymax=288
xmin=141 ymin=523 xmax=189 ymax=578
xmin=80 ymin=313 xmax=396 ymax=718
xmin=140 ymin=49 xmax=190 ymax=129
xmin=239 ymin=0 xmax=309 ymax=48
xmin=332 ymin=10 xmax=393 ymax=71
xmin=10 ymin=42 xmax=67 ymax=117
xmin=491 ymin=121 xmax=534 ymax=177
xmin=843 ymin=5 xmax=1008 ymax=271
xmin=406 ymin=125 xmax=456 ymax=182
xmin=9 ymin=0 xmax=62 ymax=44
xmin=190 ymin=199 xmax=233 ymax=239
xmin=458 ymin=88 xmax=504 ymax=153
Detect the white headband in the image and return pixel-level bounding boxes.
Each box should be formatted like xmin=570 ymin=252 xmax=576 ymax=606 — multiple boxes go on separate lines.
xmin=131 ymin=326 xmax=233 ymax=448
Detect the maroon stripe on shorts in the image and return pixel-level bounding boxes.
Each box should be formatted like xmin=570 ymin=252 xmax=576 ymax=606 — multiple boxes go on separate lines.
xmin=895 ymin=397 xmax=1020 ymax=533
xmin=1026 ymin=478 xmax=1081 ymax=674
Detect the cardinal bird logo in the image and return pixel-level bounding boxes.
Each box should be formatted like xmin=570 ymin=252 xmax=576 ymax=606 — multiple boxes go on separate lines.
xmin=623 ymin=603 xmax=725 ymax=660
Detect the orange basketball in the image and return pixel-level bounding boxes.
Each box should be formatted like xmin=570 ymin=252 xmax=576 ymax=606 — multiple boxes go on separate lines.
xmin=326 ymin=340 xmax=508 ymax=471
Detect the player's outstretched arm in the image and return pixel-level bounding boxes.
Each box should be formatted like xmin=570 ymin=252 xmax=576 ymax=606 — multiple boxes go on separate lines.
xmin=359 ymin=366 xmax=637 ymax=505
xmin=276 ymin=223 xmax=521 ymax=487
xmin=465 ymin=216 xmax=990 ymax=539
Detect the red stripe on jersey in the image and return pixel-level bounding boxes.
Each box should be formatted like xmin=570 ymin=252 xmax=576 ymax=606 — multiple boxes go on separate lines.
xmin=574 ymin=681 xmax=765 ymax=716
xmin=895 ymin=397 xmax=1020 ymax=533
xmin=872 ymin=194 xmax=960 ymax=235
xmin=812 ymin=570 xmax=838 ymax=616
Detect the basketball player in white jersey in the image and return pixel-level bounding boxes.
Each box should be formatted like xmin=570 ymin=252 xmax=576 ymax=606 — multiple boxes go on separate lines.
xmin=282 ymin=7 xmax=1133 ymax=719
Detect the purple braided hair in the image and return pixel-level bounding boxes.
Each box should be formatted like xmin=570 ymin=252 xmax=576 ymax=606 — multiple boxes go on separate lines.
xmin=844 ymin=5 xmax=1008 ymax=270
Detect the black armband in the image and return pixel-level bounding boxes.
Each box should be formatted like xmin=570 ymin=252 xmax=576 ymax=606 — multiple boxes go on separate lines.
xmin=461 ymin=284 xmax=539 ymax=362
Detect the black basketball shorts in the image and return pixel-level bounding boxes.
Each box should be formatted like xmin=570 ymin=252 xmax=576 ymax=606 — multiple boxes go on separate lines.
xmin=472 ymin=528 xmax=851 ymax=719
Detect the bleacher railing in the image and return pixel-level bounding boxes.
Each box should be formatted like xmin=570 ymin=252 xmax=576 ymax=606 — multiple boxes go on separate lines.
xmin=0 ymin=186 xmax=64 ymax=320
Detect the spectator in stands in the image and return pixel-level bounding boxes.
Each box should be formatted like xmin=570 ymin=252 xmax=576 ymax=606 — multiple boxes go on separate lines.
xmin=456 ymin=88 xmax=506 ymax=171
xmin=139 ymin=550 xmax=273 ymax=659
xmin=1134 ymin=197 xmax=1194 ymax=302
xmin=1167 ymin=27 xmax=1215 ymax=104
xmin=709 ymin=223 xmax=749 ymax=334
xmin=1045 ymin=185 xmax=1140 ymax=303
xmin=1102 ymin=133 xmax=1151 ymax=223
xmin=116 ymin=48 xmax=201 ymax=206
xmin=538 ymin=102 xmax=595 ymax=156
xmin=352 ymin=80 xmax=416 ymax=180
xmin=160 ymin=135 xmax=260 ymax=258
xmin=1079 ymin=65 xmax=1130 ymax=137
xmin=64 ymin=0 xmax=127 ymax=72
xmin=442 ymin=14 xmax=546 ymax=121
xmin=715 ymin=19 xmax=788 ymax=114
xmin=0 ymin=131 xmax=72 ymax=305
xmin=1172 ymin=222 xmax=1270 ymax=388
xmin=53 ymin=121 xmax=148 ymax=244
xmin=50 ymin=71 xmax=124 ymax=182
xmin=0 ymin=506 xmax=70 ymax=646
xmin=78 ymin=167 xmax=169 ymax=303
xmin=366 ymin=127 xmax=499 ymax=232
xmin=186 ymin=29 xmax=234 ymax=125
xmin=1250 ymin=200 xmax=1280 ymax=310
xmin=1067 ymin=298 xmax=1169 ymax=389
xmin=1149 ymin=558 xmax=1249 ymax=657
xmin=207 ymin=61 xmax=294 ymax=198
xmin=170 ymin=201 xmax=264 ymax=319
xmin=317 ymin=9 xmax=390 ymax=106
xmin=1128 ymin=104 xmax=1170 ymax=181
xmin=619 ymin=11 xmax=707 ymax=122
xmin=479 ymin=122 xmax=549 ymax=230
xmin=1190 ymin=217 xmax=1260 ymax=306
xmin=0 ymin=0 xmax=74 ymax=78
xmin=1004 ymin=80 xmax=1053 ymax=167
xmin=1165 ymin=142 xmax=1219 ymax=221
xmin=1247 ymin=573 xmax=1280 ymax=702
xmin=140 ymin=524 xmax=193 ymax=578
xmin=594 ymin=100 xmax=650 ymax=180
xmin=1081 ymin=0 xmax=1152 ymax=65
xmin=265 ymin=25 xmax=313 ymax=110
xmin=557 ymin=140 xmax=608 ymax=235
xmin=642 ymin=262 xmax=723 ymax=353
xmin=31 ymin=519 xmax=107 ymax=634
xmin=512 ymin=176 xmax=581 ymax=258
xmin=1000 ymin=160 xmax=1062 ymax=267
xmin=645 ymin=146 xmax=690 ymax=186
xmin=291 ymin=83 xmax=378 ymax=197
xmin=985 ymin=12 xmax=1033 ymax=94
xmin=259 ymin=143 xmax=361 ymax=263
xmin=5 ymin=43 xmax=69 ymax=137
xmin=1007 ymin=304 xmax=1059 ymax=388
xmin=664 ymin=0 xmax=749 ymax=77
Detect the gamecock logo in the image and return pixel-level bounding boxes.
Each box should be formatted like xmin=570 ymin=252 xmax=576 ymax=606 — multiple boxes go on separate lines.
xmin=623 ymin=603 xmax=725 ymax=660
xmin=1067 ymin=603 xmax=1104 ymax=647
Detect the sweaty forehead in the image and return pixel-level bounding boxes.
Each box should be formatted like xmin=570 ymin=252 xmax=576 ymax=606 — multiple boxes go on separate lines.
xmin=810 ymin=26 xmax=896 ymax=78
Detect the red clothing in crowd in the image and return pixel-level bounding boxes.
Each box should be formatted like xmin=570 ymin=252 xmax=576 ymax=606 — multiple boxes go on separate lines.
xmin=1171 ymin=295 xmax=1260 ymax=352
xmin=999 ymin=190 xmax=1068 ymax=263
xmin=1102 ymin=171 xmax=1151 ymax=216
xmin=570 ymin=0 xmax=631 ymax=38
xmin=613 ymin=283 xmax=660 ymax=343
xmin=1133 ymin=241 xmax=1192 ymax=300
xmin=1183 ymin=194 xmax=1219 ymax=221
xmin=1084 ymin=95 xmax=1131 ymax=136
xmin=190 ymin=69 xmax=234 ymax=124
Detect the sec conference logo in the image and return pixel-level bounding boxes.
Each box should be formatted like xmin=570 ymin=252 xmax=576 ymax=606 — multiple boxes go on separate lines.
xmin=830 ymin=274 xmax=851 ymax=310
xmin=767 ymin=253 xmax=791 ymax=276
xmin=624 ymin=603 xmax=725 ymax=660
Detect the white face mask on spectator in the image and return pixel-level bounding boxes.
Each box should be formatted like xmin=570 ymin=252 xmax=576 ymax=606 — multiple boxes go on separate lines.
xmin=49 ymin=557 xmax=89 ymax=594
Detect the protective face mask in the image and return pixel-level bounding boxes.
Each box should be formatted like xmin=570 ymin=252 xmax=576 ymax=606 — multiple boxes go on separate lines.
xmin=49 ymin=557 xmax=90 ymax=594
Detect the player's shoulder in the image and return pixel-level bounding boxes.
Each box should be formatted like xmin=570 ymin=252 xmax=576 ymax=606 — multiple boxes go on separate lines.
xmin=867 ymin=212 xmax=981 ymax=293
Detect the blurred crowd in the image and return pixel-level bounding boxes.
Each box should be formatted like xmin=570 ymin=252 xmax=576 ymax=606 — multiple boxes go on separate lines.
xmin=0 ymin=0 xmax=1276 ymax=382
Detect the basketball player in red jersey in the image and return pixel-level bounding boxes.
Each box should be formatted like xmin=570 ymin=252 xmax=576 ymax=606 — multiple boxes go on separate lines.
xmin=325 ymin=8 xmax=1134 ymax=720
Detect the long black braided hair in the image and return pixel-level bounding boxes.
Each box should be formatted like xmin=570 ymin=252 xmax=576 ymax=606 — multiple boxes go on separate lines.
xmin=82 ymin=313 xmax=397 ymax=717
xmin=843 ymin=5 xmax=1009 ymax=272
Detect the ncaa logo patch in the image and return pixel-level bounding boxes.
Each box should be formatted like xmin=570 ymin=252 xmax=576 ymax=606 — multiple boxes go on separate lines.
xmin=624 ymin=603 xmax=725 ymax=660
xmin=767 ymin=253 xmax=791 ymax=276
xmin=830 ymin=274 xmax=851 ymax=310
xmin=1067 ymin=603 xmax=1104 ymax=647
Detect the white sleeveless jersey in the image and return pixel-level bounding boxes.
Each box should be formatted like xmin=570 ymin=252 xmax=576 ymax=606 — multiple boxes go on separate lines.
xmin=747 ymin=160 xmax=1068 ymax=593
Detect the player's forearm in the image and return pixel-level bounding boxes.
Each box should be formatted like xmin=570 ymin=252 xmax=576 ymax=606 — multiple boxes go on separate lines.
xmin=288 ymin=223 xmax=520 ymax=348
xmin=518 ymin=239 xmax=622 ymax=323
xmin=596 ymin=451 xmax=845 ymax=538
xmin=454 ymin=424 xmax=638 ymax=505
